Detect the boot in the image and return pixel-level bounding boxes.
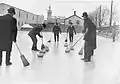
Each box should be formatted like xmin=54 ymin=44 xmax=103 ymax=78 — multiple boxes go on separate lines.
xmin=81 ymin=58 xmax=86 ymax=60
xmin=32 ymin=44 xmax=39 ymax=51
xmin=34 ymin=48 xmax=39 ymax=51
xmin=6 ymin=62 xmax=12 ymax=66
xmin=31 ymin=44 xmax=35 ymax=50
xmin=6 ymin=51 xmax=12 ymax=66
xmin=0 ymin=52 xmax=2 ymax=66
xmin=34 ymin=45 xmax=39 ymax=51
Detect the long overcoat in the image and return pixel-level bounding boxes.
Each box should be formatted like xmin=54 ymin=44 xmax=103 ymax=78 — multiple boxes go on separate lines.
xmin=82 ymin=18 xmax=96 ymax=49
xmin=0 ymin=14 xmax=17 ymax=51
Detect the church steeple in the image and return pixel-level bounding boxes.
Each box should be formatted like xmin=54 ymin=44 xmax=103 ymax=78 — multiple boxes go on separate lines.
xmin=47 ymin=5 xmax=52 ymax=19
xmin=49 ymin=5 xmax=51 ymax=10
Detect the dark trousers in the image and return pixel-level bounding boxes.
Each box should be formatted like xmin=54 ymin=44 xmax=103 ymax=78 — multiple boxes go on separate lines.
xmin=0 ymin=51 xmax=11 ymax=64
xmin=84 ymin=41 xmax=94 ymax=61
xmin=91 ymin=50 xmax=94 ymax=56
xmin=54 ymin=33 xmax=59 ymax=42
xmin=29 ymin=35 xmax=38 ymax=49
xmin=69 ymin=34 xmax=73 ymax=42
xmin=113 ymin=34 xmax=116 ymax=42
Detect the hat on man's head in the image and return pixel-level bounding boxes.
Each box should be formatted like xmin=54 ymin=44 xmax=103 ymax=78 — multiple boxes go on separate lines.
xmin=8 ymin=7 xmax=16 ymax=15
xmin=82 ymin=12 xmax=88 ymax=17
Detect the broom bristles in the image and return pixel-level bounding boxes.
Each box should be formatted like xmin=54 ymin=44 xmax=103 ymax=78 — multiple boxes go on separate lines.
xmin=20 ymin=55 xmax=30 ymax=67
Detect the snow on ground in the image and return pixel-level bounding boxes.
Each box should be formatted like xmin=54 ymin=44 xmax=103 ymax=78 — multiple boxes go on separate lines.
xmin=0 ymin=31 xmax=120 ymax=84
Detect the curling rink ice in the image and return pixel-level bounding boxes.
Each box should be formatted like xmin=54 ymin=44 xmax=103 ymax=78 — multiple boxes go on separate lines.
xmin=0 ymin=31 xmax=120 ymax=84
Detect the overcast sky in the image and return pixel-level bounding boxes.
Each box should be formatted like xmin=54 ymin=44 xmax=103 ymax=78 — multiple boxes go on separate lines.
xmin=2 ymin=0 xmax=120 ymax=19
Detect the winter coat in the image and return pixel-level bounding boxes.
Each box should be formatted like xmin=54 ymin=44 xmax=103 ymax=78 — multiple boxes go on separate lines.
xmin=67 ymin=26 xmax=76 ymax=35
xmin=0 ymin=14 xmax=17 ymax=51
xmin=52 ymin=25 xmax=61 ymax=34
xmin=82 ymin=18 xmax=96 ymax=49
xmin=28 ymin=25 xmax=43 ymax=38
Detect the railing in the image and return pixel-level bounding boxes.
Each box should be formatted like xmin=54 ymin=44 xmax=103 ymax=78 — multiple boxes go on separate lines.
xmin=97 ymin=30 xmax=120 ymax=41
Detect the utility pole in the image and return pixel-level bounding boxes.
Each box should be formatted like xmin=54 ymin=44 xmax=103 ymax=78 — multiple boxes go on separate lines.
xmin=99 ymin=5 xmax=101 ymax=27
xmin=109 ymin=0 xmax=113 ymax=26
xmin=96 ymin=13 xmax=97 ymax=27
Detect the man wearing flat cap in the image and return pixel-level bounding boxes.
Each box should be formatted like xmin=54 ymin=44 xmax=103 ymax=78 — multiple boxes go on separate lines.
xmin=81 ymin=12 xmax=96 ymax=62
xmin=0 ymin=7 xmax=17 ymax=66
xmin=67 ymin=22 xmax=76 ymax=43
xmin=52 ymin=23 xmax=61 ymax=42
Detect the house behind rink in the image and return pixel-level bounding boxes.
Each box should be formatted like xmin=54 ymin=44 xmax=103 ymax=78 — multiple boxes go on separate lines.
xmin=0 ymin=3 xmax=44 ymax=30
xmin=64 ymin=11 xmax=84 ymax=33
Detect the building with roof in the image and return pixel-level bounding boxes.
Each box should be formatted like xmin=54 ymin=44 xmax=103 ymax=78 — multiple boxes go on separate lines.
xmin=64 ymin=11 xmax=83 ymax=33
xmin=46 ymin=5 xmax=65 ymax=24
xmin=64 ymin=11 xmax=83 ymax=25
xmin=0 ymin=3 xmax=44 ymax=30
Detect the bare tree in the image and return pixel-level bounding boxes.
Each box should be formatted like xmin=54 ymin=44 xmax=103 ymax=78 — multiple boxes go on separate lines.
xmin=89 ymin=5 xmax=119 ymax=27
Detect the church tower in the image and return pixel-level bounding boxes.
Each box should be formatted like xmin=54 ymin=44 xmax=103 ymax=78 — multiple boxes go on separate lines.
xmin=47 ymin=5 xmax=52 ymax=19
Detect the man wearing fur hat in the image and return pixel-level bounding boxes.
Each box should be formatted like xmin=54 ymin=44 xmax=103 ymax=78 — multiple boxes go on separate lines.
xmin=0 ymin=7 xmax=18 ymax=66
xmin=81 ymin=12 xmax=96 ymax=62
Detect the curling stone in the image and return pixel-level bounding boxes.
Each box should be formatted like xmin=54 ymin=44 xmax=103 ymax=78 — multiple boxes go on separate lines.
xmin=64 ymin=42 xmax=68 ymax=47
xmin=37 ymin=51 xmax=44 ymax=57
xmin=65 ymin=48 xmax=70 ymax=53
xmin=78 ymin=51 xmax=83 ymax=55
xmin=70 ymin=47 xmax=74 ymax=50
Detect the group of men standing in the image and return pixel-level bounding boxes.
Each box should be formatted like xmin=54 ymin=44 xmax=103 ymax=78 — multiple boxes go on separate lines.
xmin=0 ymin=7 xmax=97 ymax=66
xmin=52 ymin=22 xmax=76 ymax=43
xmin=52 ymin=12 xmax=97 ymax=62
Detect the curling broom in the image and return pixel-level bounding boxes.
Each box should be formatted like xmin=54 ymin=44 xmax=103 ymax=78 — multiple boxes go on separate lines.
xmin=65 ymin=34 xmax=84 ymax=53
xmin=15 ymin=42 xmax=30 ymax=67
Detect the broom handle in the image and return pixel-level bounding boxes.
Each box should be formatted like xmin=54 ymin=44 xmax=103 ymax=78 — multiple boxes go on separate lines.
xmin=50 ymin=34 xmax=52 ymax=40
xmin=15 ymin=42 xmax=22 ymax=55
xmin=69 ymin=34 xmax=84 ymax=49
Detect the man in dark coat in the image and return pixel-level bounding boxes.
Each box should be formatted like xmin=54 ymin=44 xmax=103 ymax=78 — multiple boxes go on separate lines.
xmin=0 ymin=7 xmax=17 ymax=66
xmin=52 ymin=23 xmax=61 ymax=42
xmin=67 ymin=22 xmax=76 ymax=42
xmin=28 ymin=24 xmax=45 ymax=51
xmin=81 ymin=12 xmax=96 ymax=62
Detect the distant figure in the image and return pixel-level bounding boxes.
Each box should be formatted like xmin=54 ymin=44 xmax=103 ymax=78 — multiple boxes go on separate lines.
xmin=67 ymin=22 xmax=76 ymax=43
xmin=81 ymin=12 xmax=96 ymax=62
xmin=112 ymin=28 xmax=116 ymax=42
xmin=0 ymin=7 xmax=18 ymax=66
xmin=28 ymin=24 xmax=45 ymax=51
xmin=52 ymin=23 xmax=61 ymax=42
